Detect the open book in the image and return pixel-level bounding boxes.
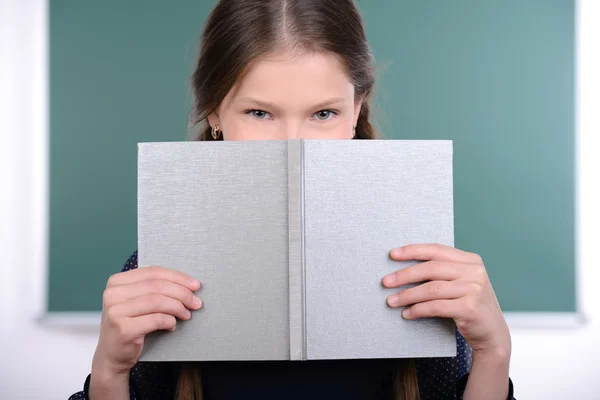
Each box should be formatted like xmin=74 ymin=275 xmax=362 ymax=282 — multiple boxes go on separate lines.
xmin=137 ymin=139 xmax=456 ymax=362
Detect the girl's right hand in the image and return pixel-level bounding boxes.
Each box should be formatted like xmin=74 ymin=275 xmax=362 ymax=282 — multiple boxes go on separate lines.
xmin=92 ymin=266 xmax=202 ymax=378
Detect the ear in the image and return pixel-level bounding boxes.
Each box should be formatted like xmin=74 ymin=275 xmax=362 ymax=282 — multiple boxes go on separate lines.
xmin=207 ymin=111 xmax=221 ymax=129
xmin=353 ymin=98 xmax=364 ymax=128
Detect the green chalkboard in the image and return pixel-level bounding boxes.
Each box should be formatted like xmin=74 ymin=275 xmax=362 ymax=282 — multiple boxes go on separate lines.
xmin=49 ymin=0 xmax=575 ymax=313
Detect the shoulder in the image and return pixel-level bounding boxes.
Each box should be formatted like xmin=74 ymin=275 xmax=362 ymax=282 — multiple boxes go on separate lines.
xmin=130 ymin=361 xmax=181 ymax=399
xmin=121 ymin=250 xmax=138 ymax=272
xmin=415 ymin=329 xmax=471 ymax=399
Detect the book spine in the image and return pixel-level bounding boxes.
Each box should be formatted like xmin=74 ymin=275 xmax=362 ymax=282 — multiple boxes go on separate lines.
xmin=287 ymin=140 xmax=306 ymax=361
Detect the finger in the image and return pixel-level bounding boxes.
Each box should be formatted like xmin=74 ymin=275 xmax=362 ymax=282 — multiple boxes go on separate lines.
xmin=401 ymin=299 xmax=461 ymax=320
xmin=126 ymin=313 xmax=178 ymax=337
xmin=387 ymin=280 xmax=470 ymax=308
xmin=111 ymin=293 xmax=192 ymax=321
xmin=382 ymin=261 xmax=464 ymax=288
xmin=107 ymin=266 xmax=201 ymax=291
xmin=103 ymin=279 xmax=202 ymax=310
xmin=390 ymin=244 xmax=482 ymax=264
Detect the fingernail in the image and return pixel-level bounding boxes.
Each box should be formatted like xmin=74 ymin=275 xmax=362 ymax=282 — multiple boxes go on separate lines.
xmin=387 ymin=295 xmax=399 ymax=307
xmin=383 ymin=274 xmax=395 ymax=286
xmin=193 ymin=296 xmax=203 ymax=308
xmin=189 ymin=279 xmax=201 ymax=289
xmin=169 ymin=324 xmax=177 ymax=332
xmin=185 ymin=309 xmax=192 ymax=319
xmin=402 ymin=307 xmax=411 ymax=319
xmin=391 ymin=248 xmax=403 ymax=258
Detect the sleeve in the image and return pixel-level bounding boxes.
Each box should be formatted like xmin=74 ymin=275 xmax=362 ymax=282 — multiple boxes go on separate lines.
xmin=415 ymin=330 xmax=516 ymax=400
xmin=69 ymin=251 xmax=179 ymax=400
xmin=68 ymin=374 xmax=138 ymax=400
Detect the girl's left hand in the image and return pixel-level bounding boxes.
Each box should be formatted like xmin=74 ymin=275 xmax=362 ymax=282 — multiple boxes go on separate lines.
xmin=383 ymin=243 xmax=511 ymax=359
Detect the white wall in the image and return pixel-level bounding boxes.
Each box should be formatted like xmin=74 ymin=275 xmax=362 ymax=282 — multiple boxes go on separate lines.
xmin=0 ymin=0 xmax=598 ymax=399
xmin=0 ymin=1 xmax=100 ymax=398
xmin=505 ymin=1 xmax=600 ymax=397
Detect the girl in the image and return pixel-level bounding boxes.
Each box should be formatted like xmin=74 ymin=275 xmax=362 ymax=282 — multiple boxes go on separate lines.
xmin=70 ymin=0 xmax=515 ymax=399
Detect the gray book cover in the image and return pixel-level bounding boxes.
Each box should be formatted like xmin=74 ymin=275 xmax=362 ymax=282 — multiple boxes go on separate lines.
xmin=137 ymin=140 xmax=456 ymax=362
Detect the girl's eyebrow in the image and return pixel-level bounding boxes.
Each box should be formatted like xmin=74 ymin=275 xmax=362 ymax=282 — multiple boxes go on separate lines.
xmin=311 ymin=98 xmax=345 ymax=109
xmin=237 ymin=97 xmax=345 ymax=111
xmin=237 ymin=98 xmax=279 ymax=110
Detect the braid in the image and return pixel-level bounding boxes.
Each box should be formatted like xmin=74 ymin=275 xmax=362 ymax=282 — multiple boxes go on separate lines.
xmin=354 ymin=101 xmax=378 ymax=140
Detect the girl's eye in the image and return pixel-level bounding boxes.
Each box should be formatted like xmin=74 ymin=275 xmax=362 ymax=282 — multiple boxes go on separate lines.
xmin=313 ymin=109 xmax=337 ymax=121
xmin=246 ymin=109 xmax=272 ymax=119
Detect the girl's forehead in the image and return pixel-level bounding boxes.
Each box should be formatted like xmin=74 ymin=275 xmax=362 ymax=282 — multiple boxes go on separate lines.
xmin=223 ymin=51 xmax=355 ymax=107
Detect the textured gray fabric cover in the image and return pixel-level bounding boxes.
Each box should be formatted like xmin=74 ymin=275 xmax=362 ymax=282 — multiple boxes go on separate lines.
xmin=138 ymin=141 xmax=290 ymax=361
xmin=303 ymin=140 xmax=456 ymax=359
xmin=137 ymin=140 xmax=456 ymax=362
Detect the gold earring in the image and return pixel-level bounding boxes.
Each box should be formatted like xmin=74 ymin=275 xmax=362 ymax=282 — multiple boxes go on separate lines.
xmin=211 ymin=125 xmax=221 ymax=140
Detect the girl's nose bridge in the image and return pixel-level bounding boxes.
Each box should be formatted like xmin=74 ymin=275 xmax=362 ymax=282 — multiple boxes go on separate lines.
xmin=280 ymin=120 xmax=301 ymax=139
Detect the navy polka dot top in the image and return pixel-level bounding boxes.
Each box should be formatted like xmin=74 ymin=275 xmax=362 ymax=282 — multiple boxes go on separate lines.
xmin=69 ymin=251 xmax=515 ymax=400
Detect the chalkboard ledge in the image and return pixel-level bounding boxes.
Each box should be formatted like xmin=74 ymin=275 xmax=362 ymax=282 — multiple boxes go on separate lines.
xmin=37 ymin=312 xmax=101 ymax=330
xmin=504 ymin=312 xmax=587 ymax=328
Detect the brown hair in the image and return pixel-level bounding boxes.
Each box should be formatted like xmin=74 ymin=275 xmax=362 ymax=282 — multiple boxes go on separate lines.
xmin=179 ymin=0 xmax=418 ymax=399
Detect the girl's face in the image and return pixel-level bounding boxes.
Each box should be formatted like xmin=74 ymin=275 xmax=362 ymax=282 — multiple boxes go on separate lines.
xmin=207 ymin=51 xmax=363 ymax=140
